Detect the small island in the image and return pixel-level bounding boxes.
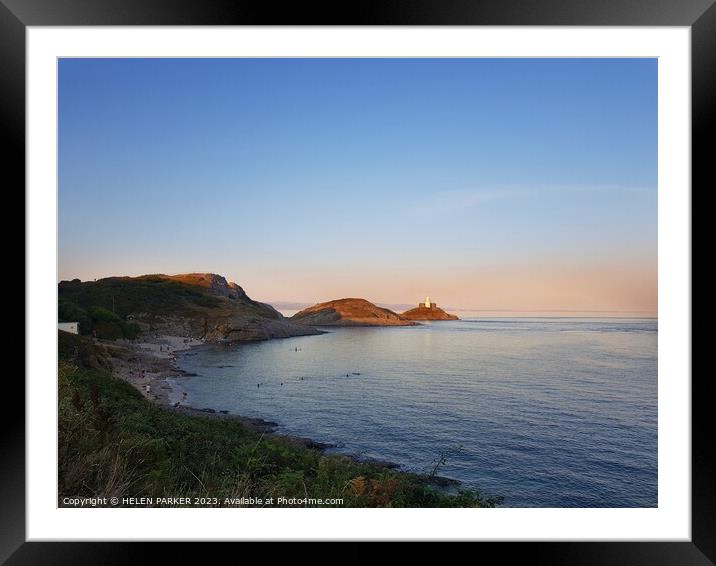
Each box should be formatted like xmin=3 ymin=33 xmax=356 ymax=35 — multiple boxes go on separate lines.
xmin=401 ymin=296 xmax=459 ymax=321
xmin=291 ymin=298 xmax=418 ymax=327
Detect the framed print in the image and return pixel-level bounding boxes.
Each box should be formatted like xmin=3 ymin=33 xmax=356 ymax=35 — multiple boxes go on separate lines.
xmin=8 ymin=0 xmax=710 ymax=560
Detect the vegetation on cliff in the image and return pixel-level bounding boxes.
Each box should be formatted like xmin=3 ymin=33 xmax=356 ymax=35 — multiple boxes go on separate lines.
xmin=58 ymin=298 xmax=142 ymax=339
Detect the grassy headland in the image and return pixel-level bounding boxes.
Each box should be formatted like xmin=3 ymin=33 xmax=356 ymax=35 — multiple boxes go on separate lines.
xmin=58 ymin=273 xmax=318 ymax=341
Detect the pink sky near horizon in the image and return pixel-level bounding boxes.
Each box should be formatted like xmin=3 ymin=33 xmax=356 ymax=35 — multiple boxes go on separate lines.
xmin=59 ymin=256 xmax=657 ymax=316
xmin=251 ymin=262 xmax=657 ymax=316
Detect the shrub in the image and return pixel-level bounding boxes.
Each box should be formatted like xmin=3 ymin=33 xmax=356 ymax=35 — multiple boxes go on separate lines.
xmin=119 ymin=322 xmax=142 ymax=340
xmin=93 ymin=322 xmax=123 ymax=340
xmin=88 ymin=306 xmax=122 ymax=323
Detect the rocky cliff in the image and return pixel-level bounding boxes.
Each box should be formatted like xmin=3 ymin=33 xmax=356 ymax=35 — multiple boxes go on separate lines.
xmin=58 ymin=273 xmax=319 ymax=342
xmin=291 ymin=298 xmax=418 ymax=327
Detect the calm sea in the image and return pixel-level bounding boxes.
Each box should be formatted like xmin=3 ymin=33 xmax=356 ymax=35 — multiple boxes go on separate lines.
xmin=172 ymin=317 xmax=657 ymax=507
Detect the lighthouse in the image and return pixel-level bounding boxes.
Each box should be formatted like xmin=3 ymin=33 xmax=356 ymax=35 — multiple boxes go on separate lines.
xmin=402 ymin=297 xmax=458 ymax=320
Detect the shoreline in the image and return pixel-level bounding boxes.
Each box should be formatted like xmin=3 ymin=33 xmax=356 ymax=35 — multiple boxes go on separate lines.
xmin=104 ymin=334 xmax=207 ymax=408
xmin=105 ymin=334 xmax=416 ymax=468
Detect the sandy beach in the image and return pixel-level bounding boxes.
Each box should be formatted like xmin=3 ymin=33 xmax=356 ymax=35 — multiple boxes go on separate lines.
xmin=103 ymin=334 xmax=205 ymax=407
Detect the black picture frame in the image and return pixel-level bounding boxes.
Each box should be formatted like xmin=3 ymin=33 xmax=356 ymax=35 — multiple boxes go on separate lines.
xmin=7 ymin=0 xmax=709 ymax=560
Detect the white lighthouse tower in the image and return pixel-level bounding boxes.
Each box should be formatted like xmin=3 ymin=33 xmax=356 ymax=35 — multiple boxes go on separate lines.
xmin=423 ymin=296 xmax=432 ymax=308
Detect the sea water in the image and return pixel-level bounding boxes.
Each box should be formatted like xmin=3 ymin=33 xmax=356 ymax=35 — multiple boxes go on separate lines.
xmin=173 ymin=317 xmax=657 ymax=507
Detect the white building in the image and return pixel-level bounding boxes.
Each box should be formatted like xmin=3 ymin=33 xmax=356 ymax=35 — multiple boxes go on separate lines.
xmin=58 ymin=322 xmax=79 ymax=334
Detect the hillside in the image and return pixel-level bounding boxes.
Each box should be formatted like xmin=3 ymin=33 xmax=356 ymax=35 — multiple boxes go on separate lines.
xmin=291 ymin=298 xmax=418 ymax=327
xmin=58 ymin=273 xmax=319 ymax=341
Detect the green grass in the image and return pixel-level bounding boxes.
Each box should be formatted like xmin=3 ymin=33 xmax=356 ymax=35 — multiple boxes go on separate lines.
xmin=58 ymin=337 xmax=501 ymax=508
xmin=58 ymin=276 xmax=221 ymax=320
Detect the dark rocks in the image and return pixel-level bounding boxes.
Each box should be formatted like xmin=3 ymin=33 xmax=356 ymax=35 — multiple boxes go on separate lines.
xmin=421 ymin=475 xmax=461 ymax=487
xmin=278 ymin=436 xmax=336 ymax=450
xmin=360 ymin=457 xmax=401 ymax=469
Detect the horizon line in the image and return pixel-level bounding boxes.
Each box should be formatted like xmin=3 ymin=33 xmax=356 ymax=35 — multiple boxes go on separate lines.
xmin=267 ymin=301 xmax=657 ymax=316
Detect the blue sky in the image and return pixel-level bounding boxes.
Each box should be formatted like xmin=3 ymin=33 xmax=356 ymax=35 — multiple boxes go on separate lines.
xmin=59 ymin=58 xmax=657 ymax=313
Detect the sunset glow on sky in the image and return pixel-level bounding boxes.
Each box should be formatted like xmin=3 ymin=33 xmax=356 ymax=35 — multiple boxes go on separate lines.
xmin=59 ymin=58 xmax=657 ymax=315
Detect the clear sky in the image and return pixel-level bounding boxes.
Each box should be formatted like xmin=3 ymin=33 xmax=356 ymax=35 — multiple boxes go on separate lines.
xmin=59 ymin=58 xmax=657 ymax=315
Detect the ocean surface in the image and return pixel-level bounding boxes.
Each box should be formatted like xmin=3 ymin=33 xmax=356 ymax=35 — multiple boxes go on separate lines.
xmin=171 ymin=317 xmax=658 ymax=507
